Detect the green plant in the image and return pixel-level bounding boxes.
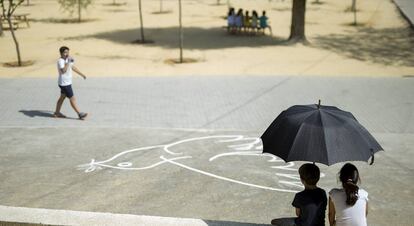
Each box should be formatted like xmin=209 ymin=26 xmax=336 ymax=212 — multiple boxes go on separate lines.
xmin=58 ymin=0 xmax=93 ymax=22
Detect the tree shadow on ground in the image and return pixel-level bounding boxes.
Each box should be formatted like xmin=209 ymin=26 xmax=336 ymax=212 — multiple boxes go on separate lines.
xmin=103 ymin=9 xmax=131 ymax=12
xmin=102 ymin=2 xmax=127 ymax=6
xmin=311 ymin=0 xmax=325 ymax=5
xmin=151 ymin=10 xmax=173 ymax=14
xmin=30 ymin=18 xmax=99 ymax=24
xmin=312 ymin=27 xmax=414 ymax=67
xmin=203 ymin=219 xmax=270 ymax=226
xmin=64 ymin=27 xmax=287 ymax=50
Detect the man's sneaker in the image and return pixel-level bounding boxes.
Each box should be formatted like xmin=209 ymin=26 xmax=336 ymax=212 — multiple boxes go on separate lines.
xmin=53 ymin=112 xmax=66 ymax=118
xmin=78 ymin=112 xmax=88 ymax=120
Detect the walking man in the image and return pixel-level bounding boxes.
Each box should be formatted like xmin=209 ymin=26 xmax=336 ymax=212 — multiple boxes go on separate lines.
xmin=54 ymin=46 xmax=88 ymax=120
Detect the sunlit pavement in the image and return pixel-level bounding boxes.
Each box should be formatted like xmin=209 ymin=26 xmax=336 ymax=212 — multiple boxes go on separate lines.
xmin=0 ymin=76 xmax=413 ymax=225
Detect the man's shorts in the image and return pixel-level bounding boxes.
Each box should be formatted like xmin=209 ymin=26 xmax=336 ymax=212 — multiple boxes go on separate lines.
xmin=59 ymin=85 xmax=74 ymax=98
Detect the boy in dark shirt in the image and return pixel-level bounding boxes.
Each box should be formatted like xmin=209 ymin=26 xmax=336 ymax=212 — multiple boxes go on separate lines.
xmin=272 ymin=163 xmax=327 ymax=226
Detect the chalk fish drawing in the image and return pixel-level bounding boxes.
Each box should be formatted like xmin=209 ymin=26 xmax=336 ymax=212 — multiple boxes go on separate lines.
xmin=78 ymin=135 xmax=323 ymax=193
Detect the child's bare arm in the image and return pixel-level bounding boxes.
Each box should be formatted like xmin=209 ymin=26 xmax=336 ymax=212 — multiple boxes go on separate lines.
xmin=295 ymin=208 xmax=300 ymax=217
xmin=328 ymin=197 xmax=336 ymax=226
xmin=73 ymin=66 xmax=86 ymax=79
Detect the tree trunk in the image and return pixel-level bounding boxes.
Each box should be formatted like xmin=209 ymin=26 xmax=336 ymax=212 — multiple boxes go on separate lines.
xmin=353 ymin=8 xmax=357 ymax=25
xmin=178 ymin=0 xmax=183 ymax=63
xmin=352 ymin=0 xmax=357 ymax=25
xmin=0 ymin=19 xmax=4 ymax=36
xmin=26 ymin=0 xmax=30 ymax=6
xmin=216 ymin=0 xmax=220 ymax=5
xmin=351 ymin=0 xmax=356 ymax=12
xmin=159 ymin=0 xmax=163 ymax=12
xmin=7 ymin=17 xmax=22 ymax=66
xmin=78 ymin=0 xmax=81 ymax=22
xmin=138 ymin=0 xmax=145 ymax=41
xmin=289 ymin=0 xmax=307 ymax=42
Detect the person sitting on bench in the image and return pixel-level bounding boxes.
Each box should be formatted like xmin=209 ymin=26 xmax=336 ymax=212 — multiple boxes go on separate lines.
xmin=251 ymin=10 xmax=259 ymax=34
xmin=235 ymin=9 xmax=244 ymax=33
xmin=259 ymin=10 xmax=272 ymax=35
xmin=227 ymin=7 xmax=236 ymax=33
xmin=243 ymin=10 xmax=251 ymax=33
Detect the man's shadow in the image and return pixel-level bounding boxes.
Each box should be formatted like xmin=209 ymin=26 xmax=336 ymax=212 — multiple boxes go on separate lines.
xmin=19 ymin=110 xmax=77 ymax=120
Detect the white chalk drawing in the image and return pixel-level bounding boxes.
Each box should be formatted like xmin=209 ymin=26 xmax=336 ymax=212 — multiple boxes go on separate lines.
xmin=78 ymin=135 xmax=324 ymax=193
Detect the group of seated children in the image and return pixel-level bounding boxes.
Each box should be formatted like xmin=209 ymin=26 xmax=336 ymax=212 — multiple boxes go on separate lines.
xmin=226 ymin=8 xmax=272 ymax=35
xmin=271 ymin=163 xmax=369 ymax=226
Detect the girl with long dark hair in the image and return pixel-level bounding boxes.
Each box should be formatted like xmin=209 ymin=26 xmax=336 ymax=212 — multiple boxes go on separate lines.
xmin=329 ymin=163 xmax=368 ymax=226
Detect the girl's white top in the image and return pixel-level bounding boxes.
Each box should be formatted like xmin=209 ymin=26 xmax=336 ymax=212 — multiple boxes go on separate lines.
xmin=329 ymin=188 xmax=369 ymax=226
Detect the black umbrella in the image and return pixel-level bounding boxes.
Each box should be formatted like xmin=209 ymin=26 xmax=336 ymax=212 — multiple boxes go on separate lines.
xmin=261 ymin=101 xmax=383 ymax=166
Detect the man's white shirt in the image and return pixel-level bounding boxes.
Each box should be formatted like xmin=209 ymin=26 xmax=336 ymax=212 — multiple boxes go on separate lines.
xmin=57 ymin=58 xmax=73 ymax=86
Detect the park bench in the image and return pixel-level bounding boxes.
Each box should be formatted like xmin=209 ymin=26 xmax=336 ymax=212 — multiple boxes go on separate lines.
xmin=1 ymin=13 xmax=30 ymax=30
xmin=222 ymin=25 xmax=272 ymax=35
xmin=1 ymin=18 xmax=19 ymax=30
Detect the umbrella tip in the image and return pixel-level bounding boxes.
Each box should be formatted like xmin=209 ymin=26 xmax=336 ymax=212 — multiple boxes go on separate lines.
xmin=317 ymin=99 xmax=321 ymax=108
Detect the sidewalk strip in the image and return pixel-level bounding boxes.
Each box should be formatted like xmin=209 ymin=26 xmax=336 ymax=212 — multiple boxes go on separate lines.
xmin=0 ymin=205 xmax=208 ymax=226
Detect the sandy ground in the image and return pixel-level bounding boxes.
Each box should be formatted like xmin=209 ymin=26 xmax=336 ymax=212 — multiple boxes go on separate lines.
xmin=0 ymin=0 xmax=413 ymax=77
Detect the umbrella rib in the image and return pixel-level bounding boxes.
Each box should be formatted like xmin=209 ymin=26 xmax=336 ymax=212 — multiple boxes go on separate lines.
xmin=327 ymin=110 xmax=382 ymax=158
xmin=319 ymin=111 xmax=329 ymax=165
xmin=351 ymin=123 xmax=383 ymax=156
xmin=287 ymin=112 xmax=319 ymax=162
xmin=263 ymin=104 xmax=383 ymax=166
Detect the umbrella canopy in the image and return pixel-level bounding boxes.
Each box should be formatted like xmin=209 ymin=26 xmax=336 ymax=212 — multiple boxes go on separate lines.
xmin=261 ymin=103 xmax=383 ymax=166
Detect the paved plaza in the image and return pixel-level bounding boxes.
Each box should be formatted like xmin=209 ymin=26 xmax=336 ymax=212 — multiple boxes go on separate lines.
xmin=0 ymin=76 xmax=413 ymax=225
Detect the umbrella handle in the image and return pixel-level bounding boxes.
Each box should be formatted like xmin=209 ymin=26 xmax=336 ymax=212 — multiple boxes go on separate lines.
xmin=369 ymin=154 xmax=375 ymax=165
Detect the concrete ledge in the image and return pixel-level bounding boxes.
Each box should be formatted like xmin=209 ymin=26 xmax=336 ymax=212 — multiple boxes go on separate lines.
xmin=0 ymin=205 xmax=208 ymax=226
xmin=393 ymin=0 xmax=414 ymax=29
